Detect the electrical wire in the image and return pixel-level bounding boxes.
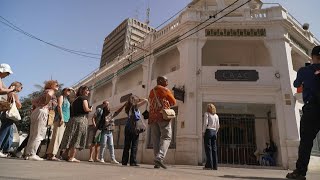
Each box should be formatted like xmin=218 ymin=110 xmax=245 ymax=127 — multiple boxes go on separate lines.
xmin=85 ymin=0 xmax=252 ymax=91
xmin=178 ymin=0 xmax=241 ymax=40
xmin=0 ymin=16 xmax=101 ymax=59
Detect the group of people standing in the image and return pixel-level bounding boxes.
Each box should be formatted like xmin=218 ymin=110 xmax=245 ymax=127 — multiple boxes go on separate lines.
xmin=2 ymin=67 xmax=212 ymax=170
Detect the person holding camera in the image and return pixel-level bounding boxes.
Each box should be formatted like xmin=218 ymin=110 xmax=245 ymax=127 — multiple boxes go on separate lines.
xmin=97 ymin=101 xmax=126 ymax=164
xmin=286 ymin=46 xmax=320 ymax=180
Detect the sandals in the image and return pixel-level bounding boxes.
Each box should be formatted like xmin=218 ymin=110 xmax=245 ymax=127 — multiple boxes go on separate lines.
xmin=68 ymin=158 xmax=80 ymax=163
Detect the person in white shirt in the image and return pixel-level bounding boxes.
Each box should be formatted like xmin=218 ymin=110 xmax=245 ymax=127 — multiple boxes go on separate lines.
xmin=202 ymin=103 xmax=219 ymax=170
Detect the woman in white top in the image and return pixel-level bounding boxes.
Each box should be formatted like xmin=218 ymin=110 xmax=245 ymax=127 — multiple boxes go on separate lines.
xmin=203 ymin=103 xmax=219 ymax=170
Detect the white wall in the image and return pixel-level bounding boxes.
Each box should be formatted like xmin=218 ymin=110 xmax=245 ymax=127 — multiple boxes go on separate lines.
xmin=152 ymin=48 xmax=180 ymax=80
xmin=202 ymin=40 xmax=271 ymax=66
xmin=115 ymin=67 xmax=143 ymax=94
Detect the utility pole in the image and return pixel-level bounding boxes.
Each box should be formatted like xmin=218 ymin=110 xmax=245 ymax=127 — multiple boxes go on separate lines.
xmin=146 ymin=0 xmax=150 ymax=25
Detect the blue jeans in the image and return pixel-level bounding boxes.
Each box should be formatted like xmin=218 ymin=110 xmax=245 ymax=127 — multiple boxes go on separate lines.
xmin=204 ymin=129 xmax=218 ymax=169
xmin=99 ymin=130 xmax=115 ymax=160
xmin=0 ymin=118 xmax=14 ymax=152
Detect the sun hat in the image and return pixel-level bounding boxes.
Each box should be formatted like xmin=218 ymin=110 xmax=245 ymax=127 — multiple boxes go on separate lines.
xmin=0 ymin=63 xmax=13 ymax=74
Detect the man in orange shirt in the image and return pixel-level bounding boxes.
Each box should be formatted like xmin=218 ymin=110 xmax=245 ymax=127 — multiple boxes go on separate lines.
xmin=149 ymin=76 xmax=176 ymax=169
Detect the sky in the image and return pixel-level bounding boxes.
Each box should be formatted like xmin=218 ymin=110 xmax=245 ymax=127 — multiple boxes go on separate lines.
xmin=0 ymin=0 xmax=319 ymax=98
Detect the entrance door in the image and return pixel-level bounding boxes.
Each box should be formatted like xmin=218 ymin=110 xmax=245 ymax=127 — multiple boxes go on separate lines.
xmin=218 ymin=114 xmax=257 ymax=165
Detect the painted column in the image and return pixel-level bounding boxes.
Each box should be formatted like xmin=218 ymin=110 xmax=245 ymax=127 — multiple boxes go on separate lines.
xmin=175 ymin=37 xmax=205 ymax=165
xmin=265 ymin=39 xmax=300 ymax=169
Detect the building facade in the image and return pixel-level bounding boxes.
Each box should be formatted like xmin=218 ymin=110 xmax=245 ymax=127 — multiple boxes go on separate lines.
xmin=99 ymin=18 xmax=155 ymax=68
xmin=74 ymin=0 xmax=320 ymax=170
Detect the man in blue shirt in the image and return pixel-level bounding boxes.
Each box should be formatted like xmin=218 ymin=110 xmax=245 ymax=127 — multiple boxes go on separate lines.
xmin=287 ymin=46 xmax=320 ymax=180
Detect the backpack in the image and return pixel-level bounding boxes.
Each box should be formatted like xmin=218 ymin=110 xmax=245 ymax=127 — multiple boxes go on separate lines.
xmin=127 ymin=106 xmax=146 ymax=134
xmin=96 ymin=108 xmax=105 ymax=130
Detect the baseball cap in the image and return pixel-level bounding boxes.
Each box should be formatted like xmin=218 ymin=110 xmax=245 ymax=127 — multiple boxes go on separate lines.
xmin=0 ymin=63 xmax=13 ymax=74
xmin=311 ymin=46 xmax=320 ymax=56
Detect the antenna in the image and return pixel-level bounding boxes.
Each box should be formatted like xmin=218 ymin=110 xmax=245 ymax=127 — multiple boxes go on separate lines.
xmin=146 ymin=0 xmax=150 ymax=25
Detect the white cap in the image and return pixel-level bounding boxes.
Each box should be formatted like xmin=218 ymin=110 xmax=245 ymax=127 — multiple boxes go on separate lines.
xmin=0 ymin=63 xmax=13 ymax=74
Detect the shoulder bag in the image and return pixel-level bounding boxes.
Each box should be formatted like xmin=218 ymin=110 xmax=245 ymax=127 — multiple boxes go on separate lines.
xmin=153 ymin=88 xmax=176 ymax=120
xmin=6 ymin=96 xmax=21 ymax=121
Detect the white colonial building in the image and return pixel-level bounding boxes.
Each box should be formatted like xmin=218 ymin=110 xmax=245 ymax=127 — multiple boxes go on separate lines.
xmin=73 ymin=0 xmax=320 ymax=170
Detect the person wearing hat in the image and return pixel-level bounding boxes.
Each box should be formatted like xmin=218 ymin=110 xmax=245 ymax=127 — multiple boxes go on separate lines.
xmin=46 ymin=87 xmax=72 ymax=161
xmin=286 ymin=46 xmax=320 ymax=180
xmin=0 ymin=63 xmax=15 ymax=95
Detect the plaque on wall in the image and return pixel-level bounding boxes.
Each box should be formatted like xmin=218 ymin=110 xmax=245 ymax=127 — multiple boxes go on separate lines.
xmin=215 ymin=70 xmax=259 ymax=81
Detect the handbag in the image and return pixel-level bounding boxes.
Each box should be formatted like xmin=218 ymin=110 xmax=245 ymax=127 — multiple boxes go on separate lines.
xmin=153 ymin=88 xmax=176 ymax=120
xmin=128 ymin=107 xmax=146 ymax=134
xmin=6 ymin=97 xmax=21 ymax=121
xmin=47 ymin=109 xmax=55 ymax=126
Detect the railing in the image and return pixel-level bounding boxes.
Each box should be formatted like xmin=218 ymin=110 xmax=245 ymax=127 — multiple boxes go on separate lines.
xmin=249 ymin=9 xmax=267 ymax=19
xmin=154 ymin=16 xmax=181 ymax=40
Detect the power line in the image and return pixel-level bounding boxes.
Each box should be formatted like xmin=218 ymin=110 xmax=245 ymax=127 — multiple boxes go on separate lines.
xmin=178 ymin=0 xmax=241 ymax=39
xmin=85 ymin=0 xmax=252 ymax=91
xmin=0 ymin=16 xmax=101 ymax=60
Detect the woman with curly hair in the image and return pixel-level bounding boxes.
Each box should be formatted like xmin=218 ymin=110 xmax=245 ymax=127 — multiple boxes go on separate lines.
xmin=60 ymin=85 xmax=92 ymax=162
xmin=25 ymin=80 xmax=58 ymax=161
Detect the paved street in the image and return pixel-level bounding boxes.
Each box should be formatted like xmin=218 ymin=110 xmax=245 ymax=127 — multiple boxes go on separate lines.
xmin=0 ymin=158 xmax=319 ymax=180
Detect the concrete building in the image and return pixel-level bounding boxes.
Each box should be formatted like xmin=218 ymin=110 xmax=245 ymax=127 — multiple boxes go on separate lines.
xmin=99 ymin=18 xmax=155 ymax=68
xmin=74 ymin=0 xmax=320 ymax=171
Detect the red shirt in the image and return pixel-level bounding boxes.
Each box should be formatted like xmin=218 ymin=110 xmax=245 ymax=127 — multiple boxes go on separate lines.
xmin=148 ymin=85 xmax=176 ymax=124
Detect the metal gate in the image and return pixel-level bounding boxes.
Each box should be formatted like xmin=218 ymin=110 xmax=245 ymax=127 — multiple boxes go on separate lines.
xmin=218 ymin=114 xmax=257 ymax=165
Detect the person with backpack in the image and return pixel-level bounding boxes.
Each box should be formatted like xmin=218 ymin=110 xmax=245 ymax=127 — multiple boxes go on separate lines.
xmin=121 ymin=95 xmax=148 ymax=166
xmin=87 ymin=102 xmax=104 ymax=162
xmin=286 ymin=46 xmax=320 ymax=180
xmin=97 ymin=101 xmax=126 ymax=164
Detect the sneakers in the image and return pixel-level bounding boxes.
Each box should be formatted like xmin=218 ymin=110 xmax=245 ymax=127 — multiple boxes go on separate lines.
xmin=154 ymin=159 xmax=167 ymax=169
xmin=28 ymin=155 xmax=44 ymax=161
xmin=154 ymin=165 xmax=160 ymax=169
xmin=286 ymin=171 xmax=306 ymax=180
xmin=111 ymin=159 xmax=119 ymax=164
xmin=0 ymin=151 xmax=7 ymax=158
xmin=97 ymin=159 xmax=105 ymax=163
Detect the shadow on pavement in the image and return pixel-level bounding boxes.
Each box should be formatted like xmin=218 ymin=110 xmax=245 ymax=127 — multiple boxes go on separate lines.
xmin=219 ymin=175 xmax=286 ymax=180
xmin=0 ymin=176 xmax=38 ymax=180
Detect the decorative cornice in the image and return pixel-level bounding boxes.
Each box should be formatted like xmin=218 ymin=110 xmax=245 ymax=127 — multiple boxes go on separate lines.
xmin=205 ymin=28 xmax=266 ymax=37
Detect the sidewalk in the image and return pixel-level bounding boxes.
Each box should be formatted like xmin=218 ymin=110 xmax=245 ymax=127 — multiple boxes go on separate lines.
xmin=0 ymin=158 xmax=319 ymax=180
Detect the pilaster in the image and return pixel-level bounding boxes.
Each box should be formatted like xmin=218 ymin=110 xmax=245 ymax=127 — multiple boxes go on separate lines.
xmin=265 ymin=39 xmax=300 ymax=169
